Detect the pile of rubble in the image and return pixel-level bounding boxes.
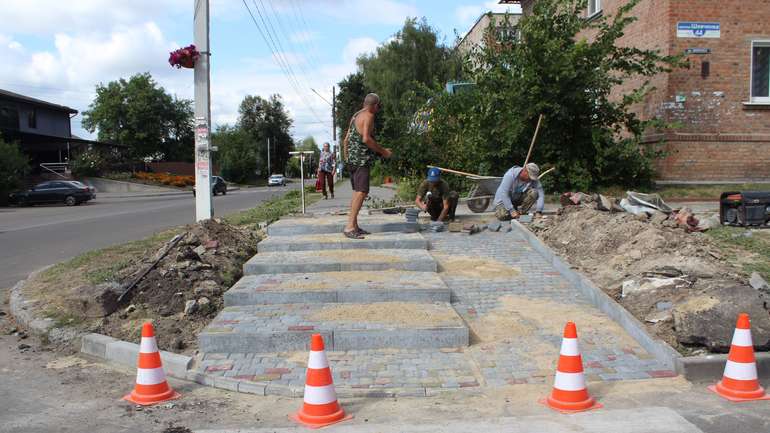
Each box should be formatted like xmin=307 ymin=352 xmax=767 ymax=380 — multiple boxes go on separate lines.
xmin=97 ymin=219 xmax=259 ymax=353
xmin=530 ymin=201 xmax=770 ymax=354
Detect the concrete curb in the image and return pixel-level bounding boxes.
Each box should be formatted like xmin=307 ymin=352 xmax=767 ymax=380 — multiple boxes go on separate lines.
xmin=80 ymin=333 xmax=192 ymax=377
xmin=79 ymin=332 xmax=453 ymax=398
xmin=9 ymin=266 xmax=57 ymax=337
xmin=676 ymin=352 xmax=770 ymax=382
xmin=510 ymin=220 xmax=682 ymax=371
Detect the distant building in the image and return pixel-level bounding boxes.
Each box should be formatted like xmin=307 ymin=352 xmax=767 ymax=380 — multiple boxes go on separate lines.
xmin=457 ymin=12 xmax=522 ymax=56
xmin=0 ymin=89 xmax=122 ymax=176
xmin=516 ymin=0 xmax=770 ymax=181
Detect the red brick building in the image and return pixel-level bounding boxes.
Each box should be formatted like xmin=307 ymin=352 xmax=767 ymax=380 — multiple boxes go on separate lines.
xmin=514 ymin=0 xmax=770 ymax=181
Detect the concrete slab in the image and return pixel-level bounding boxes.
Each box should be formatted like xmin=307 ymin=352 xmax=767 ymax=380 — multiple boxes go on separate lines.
xmin=267 ymin=215 xmax=417 ymax=236
xmin=243 ymin=249 xmax=437 ymax=275
xmin=198 ymin=302 xmax=469 ymax=353
xmin=258 ymin=232 xmax=428 ymax=253
xmin=224 ymin=271 xmax=450 ymax=306
xmin=195 ymin=407 xmax=703 ymax=433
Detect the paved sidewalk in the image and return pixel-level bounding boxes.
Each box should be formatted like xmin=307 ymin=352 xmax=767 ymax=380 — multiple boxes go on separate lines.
xmin=195 ymin=218 xmax=669 ymax=395
xmin=308 ymin=180 xmax=396 ymax=214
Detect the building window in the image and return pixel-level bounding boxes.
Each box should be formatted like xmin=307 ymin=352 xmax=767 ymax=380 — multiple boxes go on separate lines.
xmin=0 ymin=104 xmax=19 ymax=130
xmin=588 ymin=0 xmax=602 ymax=17
xmin=751 ymin=41 xmax=770 ymax=103
xmin=495 ymin=26 xmax=519 ymax=43
xmin=28 ymin=108 xmax=37 ymax=129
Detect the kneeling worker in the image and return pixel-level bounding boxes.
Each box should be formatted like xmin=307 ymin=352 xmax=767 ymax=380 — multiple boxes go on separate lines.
xmin=493 ymin=162 xmax=544 ymax=220
xmin=415 ymin=168 xmax=459 ymax=222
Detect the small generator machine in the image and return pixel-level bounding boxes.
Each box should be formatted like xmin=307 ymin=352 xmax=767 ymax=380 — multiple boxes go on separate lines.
xmin=720 ymin=191 xmax=770 ymax=227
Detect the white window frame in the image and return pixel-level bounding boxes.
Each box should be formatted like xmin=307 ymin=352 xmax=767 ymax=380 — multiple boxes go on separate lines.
xmin=750 ymin=40 xmax=770 ymax=104
xmin=588 ymin=0 xmax=602 ymax=18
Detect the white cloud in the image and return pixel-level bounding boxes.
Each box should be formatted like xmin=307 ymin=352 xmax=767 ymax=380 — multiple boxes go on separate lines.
xmin=290 ymin=31 xmax=319 ymax=44
xmin=455 ymin=1 xmax=522 ymax=28
xmin=342 ymin=37 xmax=379 ymax=65
xmin=297 ymin=0 xmax=418 ymax=26
xmin=0 ymin=0 xmax=189 ymax=35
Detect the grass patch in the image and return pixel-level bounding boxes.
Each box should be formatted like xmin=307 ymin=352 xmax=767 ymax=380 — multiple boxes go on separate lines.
xmin=28 ymin=229 xmax=181 ymax=310
xmin=225 ymin=189 xmax=321 ymax=226
xmin=707 ymin=225 xmax=770 ymax=281
xmin=44 ymin=308 xmax=86 ymax=328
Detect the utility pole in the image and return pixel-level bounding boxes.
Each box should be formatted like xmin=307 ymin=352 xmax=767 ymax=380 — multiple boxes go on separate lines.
xmin=267 ymin=137 xmax=271 ymax=176
xmin=193 ymin=0 xmax=213 ymax=222
xmin=332 ymin=86 xmax=336 ymax=142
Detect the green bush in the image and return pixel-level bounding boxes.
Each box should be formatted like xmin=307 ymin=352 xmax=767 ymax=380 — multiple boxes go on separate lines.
xmin=396 ymin=176 xmax=422 ymax=202
xmin=71 ymin=149 xmax=107 ymax=177
xmin=0 ymin=137 xmax=30 ymax=204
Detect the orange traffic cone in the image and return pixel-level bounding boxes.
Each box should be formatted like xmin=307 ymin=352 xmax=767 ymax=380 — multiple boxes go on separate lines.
xmin=291 ymin=334 xmax=352 ymax=428
xmin=709 ymin=313 xmax=770 ymax=402
xmin=540 ymin=322 xmax=602 ymax=413
xmin=123 ymin=322 xmax=181 ymax=405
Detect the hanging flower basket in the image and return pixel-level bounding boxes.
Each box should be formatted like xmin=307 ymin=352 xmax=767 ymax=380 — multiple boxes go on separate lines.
xmin=169 ymin=44 xmax=200 ymax=69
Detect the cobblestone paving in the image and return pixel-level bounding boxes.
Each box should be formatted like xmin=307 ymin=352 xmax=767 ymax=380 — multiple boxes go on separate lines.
xmin=195 ymin=227 xmax=673 ymax=393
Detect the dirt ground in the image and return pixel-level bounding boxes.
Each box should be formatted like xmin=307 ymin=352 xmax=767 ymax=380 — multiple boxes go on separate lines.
xmin=529 ymin=204 xmax=770 ymax=354
xmin=20 ymin=219 xmax=259 ymax=354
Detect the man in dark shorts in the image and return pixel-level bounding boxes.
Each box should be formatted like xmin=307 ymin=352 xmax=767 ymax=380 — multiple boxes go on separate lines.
xmin=342 ymin=93 xmax=392 ymax=239
xmin=415 ymin=168 xmax=459 ymax=222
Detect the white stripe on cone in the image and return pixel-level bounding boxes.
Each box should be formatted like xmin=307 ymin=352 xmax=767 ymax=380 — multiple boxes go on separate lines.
xmin=307 ymin=351 xmax=329 ymax=369
xmin=139 ymin=337 xmax=159 ymax=354
xmin=136 ymin=367 xmax=167 ymax=385
xmin=560 ymin=338 xmax=579 ymax=356
xmin=553 ymin=371 xmax=586 ymax=391
xmin=723 ymin=360 xmax=759 ymax=381
xmin=303 ymin=384 xmax=337 ymax=405
xmin=731 ymin=329 xmax=753 ymax=347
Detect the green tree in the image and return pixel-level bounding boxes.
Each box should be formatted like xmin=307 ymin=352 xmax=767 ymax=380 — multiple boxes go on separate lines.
xmin=286 ymin=136 xmax=321 ymax=177
xmin=237 ymin=94 xmax=294 ymax=175
xmin=0 ymin=136 xmax=30 ymax=204
xmin=212 ymin=125 xmax=257 ymax=184
xmin=81 ymin=72 xmax=193 ymax=161
xmin=427 ymin=0 xmax=684 ymax=190
xmin=334 ymin=72 xmax=370 ymax=134
xmin=345 ymin=18 xmax=462 ymax=176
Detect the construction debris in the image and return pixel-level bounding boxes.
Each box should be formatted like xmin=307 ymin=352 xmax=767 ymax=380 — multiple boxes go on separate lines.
xmin=98 ymin=219 xmax=259 ymax=353
xmin=531 ymin=204 xmax=770 ymax=353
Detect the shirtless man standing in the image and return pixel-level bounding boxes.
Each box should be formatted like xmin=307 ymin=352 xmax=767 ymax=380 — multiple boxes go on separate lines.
xmin=342 ymin=93 xmax=392 ymax=239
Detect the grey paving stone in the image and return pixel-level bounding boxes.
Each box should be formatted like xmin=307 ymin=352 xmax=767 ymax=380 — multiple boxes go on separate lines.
xmin=225 ymin=272 xmax=450 ymax=306
xmin=258 ymin=232 xmax=428 ymax=253
xmin=243 ymin=249 xmax=437 ymax=275
xmin=199 ymin=302 xmax=469 ymax=353
xmin=267 ymin=215 xmax=417 ymax=236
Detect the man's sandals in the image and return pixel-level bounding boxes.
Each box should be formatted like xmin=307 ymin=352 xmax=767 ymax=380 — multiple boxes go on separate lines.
xmin=343 ymin=227 xmax=370 ymax=239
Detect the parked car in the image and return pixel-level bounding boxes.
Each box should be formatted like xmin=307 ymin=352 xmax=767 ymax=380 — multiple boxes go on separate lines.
xmin=9 ymin=180 xmax=95 ymax=206
xmin=192 ymin=176 xmax=227 ymax=196
xmin=268 ymin=174 xmax=287 ymax=186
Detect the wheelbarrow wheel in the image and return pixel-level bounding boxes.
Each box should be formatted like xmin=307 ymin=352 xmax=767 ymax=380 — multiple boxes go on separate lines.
xmin=467 ymin=197 xmax=491 ymax=213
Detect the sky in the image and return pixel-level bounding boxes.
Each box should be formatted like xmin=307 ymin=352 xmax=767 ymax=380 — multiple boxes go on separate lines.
xmin=0 ymin=0 xmax=520 ymax=147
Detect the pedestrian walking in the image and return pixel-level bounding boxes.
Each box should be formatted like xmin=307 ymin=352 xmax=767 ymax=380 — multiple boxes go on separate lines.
xmin=317 ymin=142 xmax=336 ymax=199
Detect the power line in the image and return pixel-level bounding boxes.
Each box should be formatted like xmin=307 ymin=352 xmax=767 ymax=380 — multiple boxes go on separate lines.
xmin=290 ymin=0 xmax=327 ymax=74
xmin=255 ymin=0 xmax=326 ymax=123
xmin=242 ymin=0 xmax=304 ymax=99
xmin=248 ymin=0 xmax=325 ymax=124
xmin=285 ymin=0 xmax=325 ymax=74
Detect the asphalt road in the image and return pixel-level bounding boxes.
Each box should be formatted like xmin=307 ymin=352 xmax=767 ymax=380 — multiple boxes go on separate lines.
xmin=0 ymin=186 xmax=289 ymax=291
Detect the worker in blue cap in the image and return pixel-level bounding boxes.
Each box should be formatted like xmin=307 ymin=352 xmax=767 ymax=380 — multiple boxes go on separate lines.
xmin=415 ymin=167 xmax=459 ymax=222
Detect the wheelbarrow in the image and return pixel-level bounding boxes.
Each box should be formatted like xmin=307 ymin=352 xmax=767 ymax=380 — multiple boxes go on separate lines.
xmin=427 ymin=166 xmax=501 ymax=213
